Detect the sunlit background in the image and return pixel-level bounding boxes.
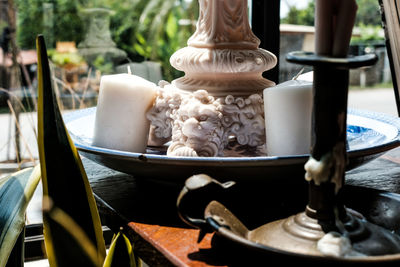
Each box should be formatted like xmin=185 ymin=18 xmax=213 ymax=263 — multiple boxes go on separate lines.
xmin=0 ymin=0 xmax=396 ymax=174
xmin=0 ymin=1 xmax=397 ymax=264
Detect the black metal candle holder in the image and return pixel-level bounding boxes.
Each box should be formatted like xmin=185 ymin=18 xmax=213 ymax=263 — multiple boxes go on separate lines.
xmin=176 ymin=52 xmax=400 ymax=263
xmin=270 ymin=51 xmax=400 ymax=256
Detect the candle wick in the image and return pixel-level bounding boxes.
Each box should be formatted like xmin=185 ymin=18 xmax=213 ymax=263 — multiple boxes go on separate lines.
xmin=292 ymin=68 xmax=305 ymax=80
xmin=127 ymin=66 xmax=132 ymax=75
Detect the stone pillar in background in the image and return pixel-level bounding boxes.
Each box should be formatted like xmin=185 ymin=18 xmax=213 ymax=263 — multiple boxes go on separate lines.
xmin=78 ymin=8 xmax=127 ymax=67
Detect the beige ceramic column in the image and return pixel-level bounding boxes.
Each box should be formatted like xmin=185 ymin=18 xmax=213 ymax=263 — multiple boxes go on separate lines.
xmin=170 ymin=0 xmax=276 ymax=97
xmin=148 ymin=0 xmax=277 ymax=157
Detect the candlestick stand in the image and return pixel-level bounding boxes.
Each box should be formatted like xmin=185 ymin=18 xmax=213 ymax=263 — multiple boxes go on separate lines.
xmin=177 ymin=52 xmax=400 ymax=260
xmin=252 ymin=51 xmax=400 ymax=256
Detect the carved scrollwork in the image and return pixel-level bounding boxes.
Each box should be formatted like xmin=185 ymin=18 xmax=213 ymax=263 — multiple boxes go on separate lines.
xmin=220 ymin=94 xmax=265 ymax=147
xmin=146 ymin=87 xmax=265 ymax=157
xmin=170 ymin=47 xmax=277 ymax=74
xmin=172 ymin=75 xmax=275 ymax=97
xmin=146 ymin=82 xmax=183 ymax=146
xmin=168 ymin=90 xmax=226 ymax=157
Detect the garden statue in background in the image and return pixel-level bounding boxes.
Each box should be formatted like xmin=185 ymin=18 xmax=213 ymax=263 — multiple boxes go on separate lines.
xmin=78 ymin=8 xmax=127 ymax=67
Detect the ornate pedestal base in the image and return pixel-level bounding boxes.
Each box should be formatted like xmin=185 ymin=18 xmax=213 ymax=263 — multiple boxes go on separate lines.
xmin=146 ymin=0 xmax=277 ymax=157
xmin=147 ymin=83 xmax=265 ymax=157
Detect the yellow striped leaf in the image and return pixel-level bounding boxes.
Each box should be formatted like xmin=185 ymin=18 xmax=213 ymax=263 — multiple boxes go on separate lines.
xmin=0 ymin=166 xmax=41 ymax=267
xmin=103 ymin=231 xmax=140 ymax=267
xmin=36 ymin=34 xmax=106 ymax=267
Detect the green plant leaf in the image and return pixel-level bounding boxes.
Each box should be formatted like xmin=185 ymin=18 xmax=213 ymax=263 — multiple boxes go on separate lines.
xmin=148 ymin=0 xmax=176 ymax=52
xmin=0 ymin=166 xmax=41 ymax=267
xmin=166 ymin=12 xmax=178 ymax=40
xmin=103 ymin=231 xmax=139 ymax=267
xmin=138 ymin=0 xmax=162 ymax=27
xmin=5 ymin=228 xmax=25 ymax=267
xmin=42 ymin=202 xmax=104 ymax=267
xmin=36 ymin=34 xmax=106 ymax=267
xmin=133 ymin=43 xmax=147 ymax=57
xmin=135 ymin=32 xmax=147 ymax=46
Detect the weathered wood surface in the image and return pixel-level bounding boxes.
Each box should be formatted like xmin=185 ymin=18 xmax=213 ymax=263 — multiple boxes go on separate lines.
xmin=85 ymin=147 xmax=400 ymax=266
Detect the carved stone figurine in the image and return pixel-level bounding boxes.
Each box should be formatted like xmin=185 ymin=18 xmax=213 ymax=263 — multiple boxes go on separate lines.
xmin=147 ymin=0 xmax=277 ymax=156
xmin=167 ymin=90 xmax=225 ymax=157
xmin=78 ymin=8 xmax=127 ymax=66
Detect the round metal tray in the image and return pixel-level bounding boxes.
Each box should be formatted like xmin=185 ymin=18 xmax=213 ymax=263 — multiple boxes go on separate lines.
xmin=64 ymin=107 xmax=400 ymax=182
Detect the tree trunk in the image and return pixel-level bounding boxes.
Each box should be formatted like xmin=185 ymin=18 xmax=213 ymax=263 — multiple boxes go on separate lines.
xmin=7 ymin=0 xmax=22 ymax=163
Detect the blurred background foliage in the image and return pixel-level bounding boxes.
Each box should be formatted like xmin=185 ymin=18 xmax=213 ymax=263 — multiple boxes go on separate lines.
xmin=10 ymin=0 xmax=385 ymax=81
xmin=280 ymin=0 xmax=315 ymax=26
xmin=12 ymin=0 xmax=384 ymax=82
xmin=14 ymin=0 xmax=199 ymax=81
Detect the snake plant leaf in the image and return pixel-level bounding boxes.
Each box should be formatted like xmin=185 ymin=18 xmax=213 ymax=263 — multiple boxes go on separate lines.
xmin=36 ymin=34 xmax=106 ymax=267
xmin=0 ymin=166 xmax=41 ymax=267
xmin=5 ymin=228 xmax=25 ymax=267
xmin=42 ymin=201 xmax=104 ymax=267
xmin=103 ymin=231 xmax=139 ymax=267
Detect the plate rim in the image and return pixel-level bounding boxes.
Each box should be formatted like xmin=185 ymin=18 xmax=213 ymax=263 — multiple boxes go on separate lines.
xmin=64 ymin=107 xmax=400 ymax=166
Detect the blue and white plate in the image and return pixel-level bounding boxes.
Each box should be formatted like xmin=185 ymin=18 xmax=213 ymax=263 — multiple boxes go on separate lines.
xmin=64 ymin=107 xmax=400 ymax=183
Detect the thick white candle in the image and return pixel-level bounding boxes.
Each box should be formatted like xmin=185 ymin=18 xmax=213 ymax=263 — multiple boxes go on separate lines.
xmin=92 ymin=74 xmax=157 ymax=153
xmin=263 ymin=79 xmax=313 ymax=156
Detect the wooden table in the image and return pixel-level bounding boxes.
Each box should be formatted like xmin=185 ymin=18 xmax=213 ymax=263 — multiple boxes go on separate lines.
xmin=85 ymin=147 xmax=400 ymax=266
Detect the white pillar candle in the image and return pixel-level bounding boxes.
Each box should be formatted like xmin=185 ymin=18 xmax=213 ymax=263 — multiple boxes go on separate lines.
xmin=92 ymin=73 xmax=157 ymax=153
xmin=263 ymin=79 xmax=313 ymax=156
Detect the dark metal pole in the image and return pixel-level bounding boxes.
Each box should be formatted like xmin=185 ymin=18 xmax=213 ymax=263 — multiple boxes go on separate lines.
xmin=306 ymin=66 xmax=349 ymax=226
xmin=286 ymin=51 xmax=378 ymax=228
xmin=251 ymin=0 xmax=280 ymax=84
